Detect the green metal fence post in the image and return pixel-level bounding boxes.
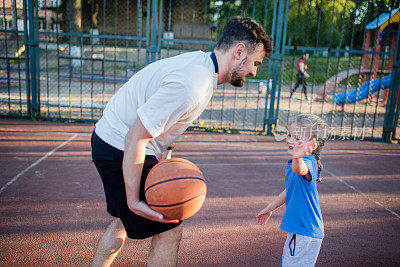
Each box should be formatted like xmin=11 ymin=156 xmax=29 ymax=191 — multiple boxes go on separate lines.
xmin=26 ymin=0 xmax=40 ymax=118
xmin=274 ymin=0 xmax=290 ymax=128
xmin=262 ymin=0 xmax=278 ymax=133
xmin=149 ymin=0 xmax=159 ymax=63
xmin=265 ymin=0 xmax=286 ymax=135
xmin=383 ymin=22 xmax=400 ymax=142
xmin=137 ymin=0 xmax=143 ymax=50
xmin=22 ymin=0 xmax=31 ymax=117
xmin=157 ymin=0 xmax=163 ymax=60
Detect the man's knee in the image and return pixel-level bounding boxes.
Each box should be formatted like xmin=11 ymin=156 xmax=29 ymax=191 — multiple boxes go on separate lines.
xmin=108 ymin=218 xmax=126 ymax=234
xmin=152 ymin=225 xmax=183 ymax=246
xmin=100 ymin=218 xmax=127 ymax=252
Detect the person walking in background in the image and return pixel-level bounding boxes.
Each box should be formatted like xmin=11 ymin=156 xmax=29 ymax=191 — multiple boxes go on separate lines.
xmin=290 ymin=53 xmax=310 ymax=101
xmin=91 ymin=16 xmax=272 ymax=267
xmin=257 ymin=113 xmax=327 ymax=266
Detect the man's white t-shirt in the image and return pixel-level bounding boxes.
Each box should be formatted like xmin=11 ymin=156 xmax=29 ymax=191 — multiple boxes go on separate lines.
xmin=95 ymin=51 xmax=218 ymax=156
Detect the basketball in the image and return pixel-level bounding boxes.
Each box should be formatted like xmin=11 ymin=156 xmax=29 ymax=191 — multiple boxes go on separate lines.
xmin=144 ymin=158 xmax=206 ymax=220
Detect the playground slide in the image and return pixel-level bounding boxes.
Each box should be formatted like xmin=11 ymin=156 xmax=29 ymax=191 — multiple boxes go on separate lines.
xmin=332 ymin=74 xmax=391 ymax=106
xmin=316 ymin=69 xmax=365 ymax=98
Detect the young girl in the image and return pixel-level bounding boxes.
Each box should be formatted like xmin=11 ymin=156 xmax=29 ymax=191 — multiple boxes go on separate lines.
xmin=290 ymin=53 xmax=310 ymax=101
xmin=257 ymin=113 xmax=327 ymax=267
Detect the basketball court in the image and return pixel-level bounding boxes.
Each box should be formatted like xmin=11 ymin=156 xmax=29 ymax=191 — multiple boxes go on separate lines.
xmin=0 ymin=118 xmax=399 ymax=266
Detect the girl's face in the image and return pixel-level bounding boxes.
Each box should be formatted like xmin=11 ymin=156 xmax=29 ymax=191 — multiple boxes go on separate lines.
xmin=286 ymin=123 xmax=312 ymax=153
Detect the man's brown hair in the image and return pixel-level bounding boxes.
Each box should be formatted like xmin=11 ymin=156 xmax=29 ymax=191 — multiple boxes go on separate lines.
xmin=216 ymin=16 xmax=273 ymax=57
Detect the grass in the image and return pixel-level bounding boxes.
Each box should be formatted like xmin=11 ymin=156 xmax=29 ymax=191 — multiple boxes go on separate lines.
xmin=257 ymin=55 xmax=374 ymax=85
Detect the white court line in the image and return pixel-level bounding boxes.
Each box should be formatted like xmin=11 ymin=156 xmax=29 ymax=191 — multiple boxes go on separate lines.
xmin=2 ymin=132 xmax=399 ymax=156
xmin=177 ymin=141 xmax=400 ymax=156
xmin=179 ymin=141 xmax=400 ymax=218
xmin=324 ymin=169 xmax=400 ymax=219
xmin=324 ymin=149 xmax=400 ymax=156
xmin=0 ymin=128 xmax=92 ymax=136
xmin=217 ymin=141 xmax=400 ymax=217
xmin=0 ymin=134 xmax=79 ymax=195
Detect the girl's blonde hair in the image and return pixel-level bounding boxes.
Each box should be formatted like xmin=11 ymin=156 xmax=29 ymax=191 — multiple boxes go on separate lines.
xmin=288 ymin=113 xmax=328 ymax=183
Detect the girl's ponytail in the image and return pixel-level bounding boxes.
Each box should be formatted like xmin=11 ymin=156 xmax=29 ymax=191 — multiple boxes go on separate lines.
xmin=312 ymin=140 xmax=324 ymax=183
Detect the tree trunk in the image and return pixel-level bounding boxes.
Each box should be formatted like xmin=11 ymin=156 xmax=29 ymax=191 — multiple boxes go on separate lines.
xmin=65 ymin=0 xmax=82 ymax=67
xmin=65 ymin=0 xmax=81 ymax=46
xmin=11 ymin=0 xmax=17 ymax=31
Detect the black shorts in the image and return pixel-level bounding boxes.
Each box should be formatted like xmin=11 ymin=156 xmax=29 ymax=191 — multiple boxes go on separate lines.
xmin=91 ymin=130 xmax=182 ymax=239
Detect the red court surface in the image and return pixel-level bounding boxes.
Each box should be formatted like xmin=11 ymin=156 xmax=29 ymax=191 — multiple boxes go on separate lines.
xmin=0 ymin=118 xmax=399 ymax=266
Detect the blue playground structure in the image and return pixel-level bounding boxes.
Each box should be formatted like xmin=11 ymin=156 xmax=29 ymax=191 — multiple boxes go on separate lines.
xmin=326 ymin=8 xmax=398 ymax=106
xmin=332 ymin=74 xmax=392 ymax=106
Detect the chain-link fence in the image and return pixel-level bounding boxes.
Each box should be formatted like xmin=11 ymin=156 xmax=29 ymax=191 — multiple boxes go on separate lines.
xmin=1 ymin=0 xmax=399 ymax=141
xmin=1 ymin=0 xmax=151 ymax=120
xmin=278 ymin=0 xmax=400 ymax=141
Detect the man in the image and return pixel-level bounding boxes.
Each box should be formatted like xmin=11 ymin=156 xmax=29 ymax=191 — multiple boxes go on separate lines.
xmin=91 ymin=16 xmax=272 ymax=266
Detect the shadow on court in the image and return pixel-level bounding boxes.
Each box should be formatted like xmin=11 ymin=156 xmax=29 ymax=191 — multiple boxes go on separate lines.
xmin=0 ymin=118 xmax=399 ymax=266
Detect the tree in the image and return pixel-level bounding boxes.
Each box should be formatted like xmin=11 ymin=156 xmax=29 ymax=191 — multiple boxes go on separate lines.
xmin=208 ymin=0 xmax=396 ymax=49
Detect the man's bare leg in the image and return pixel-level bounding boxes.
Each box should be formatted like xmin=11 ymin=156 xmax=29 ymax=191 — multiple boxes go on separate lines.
xmin=147 ymin=224 xmax=183 ymax=267
xmin=92 ymin=217 xmax=127 ymax=267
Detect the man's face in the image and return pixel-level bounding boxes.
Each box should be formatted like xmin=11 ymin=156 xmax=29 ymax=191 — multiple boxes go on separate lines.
xmin=230 ymin=43 xmax=265 ymax=87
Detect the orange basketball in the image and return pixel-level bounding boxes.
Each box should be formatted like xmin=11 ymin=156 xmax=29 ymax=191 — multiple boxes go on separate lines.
xmin=144 ymin=158 xmax=206 ymax=220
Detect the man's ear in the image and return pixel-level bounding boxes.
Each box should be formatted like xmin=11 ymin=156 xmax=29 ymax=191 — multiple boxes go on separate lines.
xmin=233 ymin=43 xmax=246 ymax=60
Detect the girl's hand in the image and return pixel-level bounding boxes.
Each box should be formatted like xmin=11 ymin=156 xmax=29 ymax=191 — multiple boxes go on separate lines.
xmin=290 ymin=138 xmax=317 ymax=159
xmin=256 ymin=207 xmax=273 ymax=225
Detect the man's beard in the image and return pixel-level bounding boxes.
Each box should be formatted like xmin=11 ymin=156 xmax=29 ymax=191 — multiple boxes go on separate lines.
xmin=230 ymin=67 xmax=245 ymax=87
xmin=230 ymin=59 xmax=247 ymax=87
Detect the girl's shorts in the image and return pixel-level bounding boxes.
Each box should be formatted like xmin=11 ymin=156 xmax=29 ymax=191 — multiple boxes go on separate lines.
xmin=91 ymin=130 xmax=182 ymax=239
xmin=282 ymin=232 xmax=322 ymax=267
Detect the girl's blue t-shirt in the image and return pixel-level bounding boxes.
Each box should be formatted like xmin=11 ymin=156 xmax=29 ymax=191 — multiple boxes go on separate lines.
xmin=279 ymin=154 xmax=324 ymax=239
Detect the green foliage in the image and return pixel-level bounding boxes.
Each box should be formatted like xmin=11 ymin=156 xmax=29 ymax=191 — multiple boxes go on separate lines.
xmin=209 ymin=0 xmax=275 ymax=37
xmin=209 ymin=0 xmax=397 ymax=50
